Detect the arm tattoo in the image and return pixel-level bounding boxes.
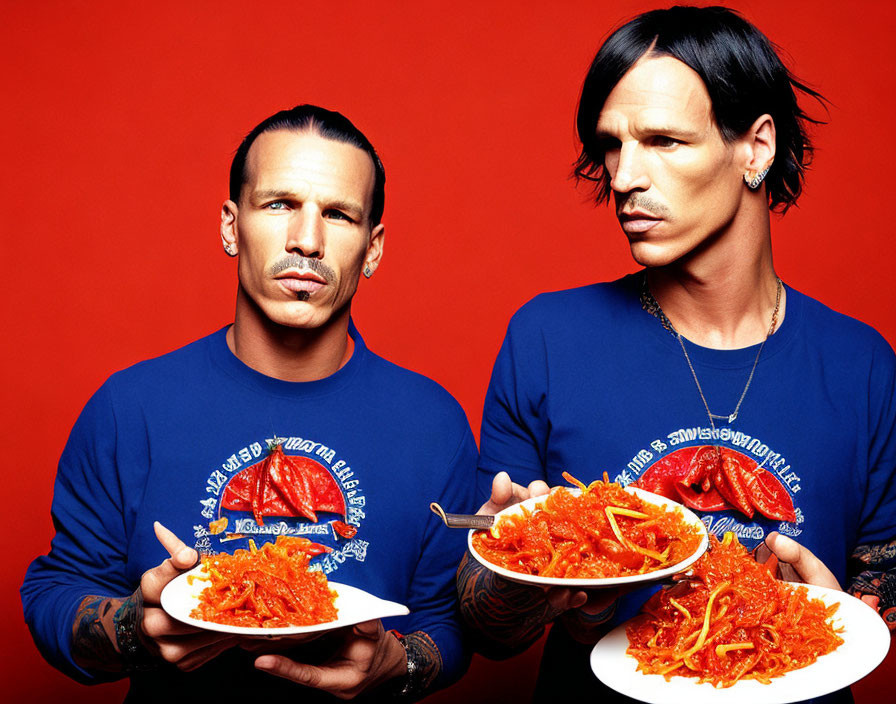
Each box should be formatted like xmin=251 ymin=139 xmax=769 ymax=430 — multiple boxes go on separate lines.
xmin=456 ymin=552 xmax=562 ymax=659
xmin=71 ymin=594 xmax=127 ymax=672
xmin=848 ymin=540 xmax=896 ymax=632
xmin=72 ymin=590 xmax=153 ymax=672
xmin=404 ymin=631 xmax=441 ymax=698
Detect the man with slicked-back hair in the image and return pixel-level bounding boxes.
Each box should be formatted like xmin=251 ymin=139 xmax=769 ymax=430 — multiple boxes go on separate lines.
xmin=23 ymin=105 xmax=476 ymax=702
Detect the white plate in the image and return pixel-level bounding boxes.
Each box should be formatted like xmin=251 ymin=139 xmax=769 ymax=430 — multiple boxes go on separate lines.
xmin=468 ymin=486 xmax=708 ymax=587
xmin=161 ymin=564 xmax=409 ymax=636
xmin=591 ymin=584 xmax=891 ymax=704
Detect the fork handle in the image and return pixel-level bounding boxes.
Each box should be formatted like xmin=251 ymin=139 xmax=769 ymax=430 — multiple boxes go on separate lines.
xmin=430 ymin=503 xmax=495 ymax=529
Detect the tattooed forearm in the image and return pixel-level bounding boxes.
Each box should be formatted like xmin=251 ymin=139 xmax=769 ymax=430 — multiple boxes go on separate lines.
xmin=72 ymin=594 xmax=126 ymax=671
xmin=403 ymin=631 xmax=442 ymax=698
xmin=849 ymin=540 xmax=896 ymax=632
xmin=71 ymin=591 xmax=146 ymax=672
xmin=456 ymin=552 xmax=562 ymax=658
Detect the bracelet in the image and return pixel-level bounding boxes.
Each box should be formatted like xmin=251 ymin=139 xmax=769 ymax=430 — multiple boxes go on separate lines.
xmin=113 ymin=589 xmax=156 ymax=672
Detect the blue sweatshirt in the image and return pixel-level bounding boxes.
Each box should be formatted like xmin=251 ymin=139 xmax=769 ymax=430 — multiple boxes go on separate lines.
xmin=479 ymin=274 xmax=896 ymax=703
xmin=22 ymin=322 xmax=477 ymax=699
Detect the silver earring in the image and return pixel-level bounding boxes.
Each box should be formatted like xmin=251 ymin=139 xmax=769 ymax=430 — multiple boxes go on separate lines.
xmin=363 ymin=265 xmax=373 ymax=278
xmin=745 ymin=164 xmax=771 ymax=190
xmin=224 ymin=244 xmax=236 ymax=256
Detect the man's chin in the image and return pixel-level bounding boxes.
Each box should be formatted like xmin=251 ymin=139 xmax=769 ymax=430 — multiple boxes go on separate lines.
xmin=256 ymin=301 xmax=329 ymax=331
xmin=627 ymin=241 xmax=682 ymax=269
xmin=276 ymin=312 xmax=329 ymax=330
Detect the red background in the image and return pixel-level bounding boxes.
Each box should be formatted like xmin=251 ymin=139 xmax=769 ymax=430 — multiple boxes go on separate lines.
xmin=2 ymin=0 xmax=894 ymax=700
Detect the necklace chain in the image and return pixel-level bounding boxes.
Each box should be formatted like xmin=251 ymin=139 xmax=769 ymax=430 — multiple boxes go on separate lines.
xmin=640 ymin=273 xmax=782 ymax=428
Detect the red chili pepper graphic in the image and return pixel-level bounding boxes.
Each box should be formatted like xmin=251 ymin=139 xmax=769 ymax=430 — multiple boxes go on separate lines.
xmin=282 ymin=453 xmax=345 ymax=516
xmin=638 ymin=446 xmax=729 ymax=512
xmin=718 ymin=451 xmax=756 ymax=518
xmin=221 ymin=445 xmax=346 ymax=525
xmin=634 ymin=445 xmax=796 ymax=522
xmin=736 ymin=455 xmax=797 ymax=522
xmin=267 ymin=445 xmax=318 ymax=522
xmin=681 ymin=445 xmax=717 ymax=491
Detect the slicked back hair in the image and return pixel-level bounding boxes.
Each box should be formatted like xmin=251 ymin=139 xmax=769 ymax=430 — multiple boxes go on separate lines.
xmin=574 ymin=5 xmax=825 ymax=212
xmin=229 ymin=104 xmax=386 ymax=225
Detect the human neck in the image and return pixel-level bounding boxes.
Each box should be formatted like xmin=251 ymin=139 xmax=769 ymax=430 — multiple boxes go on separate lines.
xmin=227 ymin=292 xmax=354 ymax=382
xmin=646 ymin=240 xmax=783 ymax=350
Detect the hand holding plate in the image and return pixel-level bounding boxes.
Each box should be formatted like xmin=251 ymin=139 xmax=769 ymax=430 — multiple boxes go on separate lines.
xmin=254 ymin=619 xmax=407 ymax=698
xmin=480 ymin=470 xmax=551 ymax=515
xmin=140 ymin=522 xmax=237 ymax=670
xmin=762 ymin=532 xmax=842 ymax=590
xmin=238 ymin=630 xmax=330 ymax=653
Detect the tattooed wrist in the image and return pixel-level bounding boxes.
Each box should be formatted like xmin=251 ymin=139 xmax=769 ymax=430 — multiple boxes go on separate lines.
xmin=72 ymin=595 xmax=125 ymax=672
xmin=457 ymin=552 xmax=560 ymax=656
xmin=72 ymin=594 xmax=126 ymax=671
xmin=114 ymin=589 xmax=156 ymax=670
xmin=391 ymin=630 xmax=442 ymax=700
xmin=848 ymin=571 xmax=896 ymax=631
xmin=72 ymin=590 xmax=155 ymax=672
xmin=849 ymin=540 xmax=896 ymax=631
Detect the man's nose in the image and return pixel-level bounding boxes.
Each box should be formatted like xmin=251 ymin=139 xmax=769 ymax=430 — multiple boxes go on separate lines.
xmin=609 ymin=142 xmax=650 ymax=194
xmin=286 ymin=210 xmax=324 ymax=258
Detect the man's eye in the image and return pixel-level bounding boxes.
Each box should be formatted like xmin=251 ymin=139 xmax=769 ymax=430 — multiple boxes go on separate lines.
xmin=325 ymin=210 xmax=351 ymax=222
xmin=264 ymin=201 xmax=287 ymax=210
xmin=651 ymin=136 xmax=681 ymax=148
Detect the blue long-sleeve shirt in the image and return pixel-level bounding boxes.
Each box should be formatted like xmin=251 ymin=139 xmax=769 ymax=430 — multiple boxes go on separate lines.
xmin=478 ymin=275 xmax=896 ymax=703
xmin=22 ymin=322 xmax=477 ymax=699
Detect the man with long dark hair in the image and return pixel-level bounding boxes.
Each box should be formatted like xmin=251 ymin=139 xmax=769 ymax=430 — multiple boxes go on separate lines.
xmin=460 ymin=6 xmax=895 ymax=702
xmin=23 ymin=104 xmax=476 ymax=701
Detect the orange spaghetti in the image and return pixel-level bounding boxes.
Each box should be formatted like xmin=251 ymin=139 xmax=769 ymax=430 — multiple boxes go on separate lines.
xmin=190 ymin=535 xmax=338 ymax=628
xmin=472 ymin=473 xmax=702 ymax=578
xmin=626 ymin=533 xmax=843 ymax=687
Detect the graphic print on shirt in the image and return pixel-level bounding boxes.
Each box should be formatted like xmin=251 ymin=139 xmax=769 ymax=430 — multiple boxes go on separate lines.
xmin=613 ymin=425 xmax=803 ymax=548
xmin=193 ymin=435 xmax=366 ymax=575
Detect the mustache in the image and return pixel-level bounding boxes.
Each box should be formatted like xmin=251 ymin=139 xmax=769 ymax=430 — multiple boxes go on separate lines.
xmin=268 ymin=255 xmax=336 ymax=284
xmin=616 ymin=193 xmax=671 ymax=219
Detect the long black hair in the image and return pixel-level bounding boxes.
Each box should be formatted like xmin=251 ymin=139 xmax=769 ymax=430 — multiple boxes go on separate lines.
xmin=229 ymin=104 xmax=386 ymax=225
xmin=574 ymin=5 xmax=826 ymax=212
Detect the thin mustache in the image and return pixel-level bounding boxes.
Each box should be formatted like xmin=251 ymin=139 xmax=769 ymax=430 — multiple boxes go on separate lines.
xmin=268 ymin=255 xmax=335 ymax=284
xmin=616 ymin=194 xmax=671 ymax=219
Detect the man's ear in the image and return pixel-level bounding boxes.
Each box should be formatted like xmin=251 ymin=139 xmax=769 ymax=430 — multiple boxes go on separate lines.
xmin=362 ymin=223 xmax=385 ymax=277
xmin=743 ymin=113 xmax=776 ymax=180
xmin=221 ymin=199 xmax=239 ymax=256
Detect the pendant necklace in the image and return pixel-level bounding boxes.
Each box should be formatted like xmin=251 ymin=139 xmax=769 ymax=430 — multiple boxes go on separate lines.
xmin=640 ymin=271 xmax=782 ymax=432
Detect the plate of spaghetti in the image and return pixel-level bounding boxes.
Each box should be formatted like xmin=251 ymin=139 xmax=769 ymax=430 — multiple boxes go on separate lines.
xmin=590 ymin=533 xmax=891 ymax=703
xmin=469 ymin=473 xmax=708 ymax=587
xmin=161 ymin=535 xmax=409 ymax=636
